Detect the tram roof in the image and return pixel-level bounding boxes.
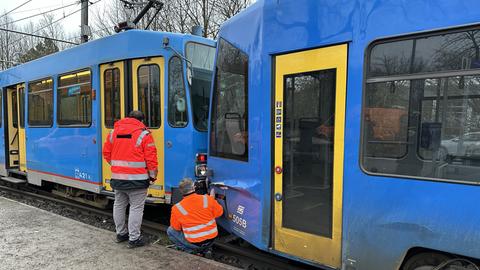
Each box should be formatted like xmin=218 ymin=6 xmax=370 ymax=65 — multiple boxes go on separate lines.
xmin=218 ymin=0 xmax=480 ymax=57
xmin=0 ymin=30 xmax=215 ymax=87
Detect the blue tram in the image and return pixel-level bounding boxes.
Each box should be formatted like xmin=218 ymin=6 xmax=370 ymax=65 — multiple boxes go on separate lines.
xmin=206 ymin=0 xmax=480 ymax=269
xmin=0 ymin=30 xmax=215 ymax=205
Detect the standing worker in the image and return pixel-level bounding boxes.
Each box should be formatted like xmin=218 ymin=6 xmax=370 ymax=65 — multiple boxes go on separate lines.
xmin=167 ymin=178 xmax=223 ymax=257
xmin=102 ymin=110 xmax=158 ymax=248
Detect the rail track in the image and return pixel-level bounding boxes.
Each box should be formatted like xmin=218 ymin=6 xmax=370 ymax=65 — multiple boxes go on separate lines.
xmin=0 ymin=183 xmax=318 ymax=270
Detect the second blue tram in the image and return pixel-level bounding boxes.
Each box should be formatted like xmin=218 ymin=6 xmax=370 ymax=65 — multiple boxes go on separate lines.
xmin=0 ymin=30 xmax=215 ymax=205
xmin=206 ymin=0 xmax=480 ymax=269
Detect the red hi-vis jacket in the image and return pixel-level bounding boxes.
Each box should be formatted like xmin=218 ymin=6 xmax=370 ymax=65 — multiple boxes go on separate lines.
xmin=170 ymin=193 xmax=224 ymax=243
xmin=102 ymin=118 xmax=158 ymax=184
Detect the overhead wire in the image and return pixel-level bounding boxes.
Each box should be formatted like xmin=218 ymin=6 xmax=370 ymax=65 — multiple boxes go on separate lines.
xmin=0 ymin=27 xmax=79 ymax=45
xmin=0 ymin=1 xmax=80 ymax=27
xmin=10 ymin=0 xmax=104 ymax=45
xmin=66 ymin=24 xmax=117 ymax=41
xmin=7 ymin=3 xmax=71 ymax=15
xmin=0 ymin=0 xmax=34 ymax=20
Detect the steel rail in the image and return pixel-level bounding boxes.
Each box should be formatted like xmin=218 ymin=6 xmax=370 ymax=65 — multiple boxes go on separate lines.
xmin=0 ymin=184 xmax=166 ymax=234
xmin=0 ymin=183 xmax=316 ymax=270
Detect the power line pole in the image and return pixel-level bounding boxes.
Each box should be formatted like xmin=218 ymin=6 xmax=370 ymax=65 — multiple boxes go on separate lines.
xmin=81 ymin=0 xmax=89 ymax=43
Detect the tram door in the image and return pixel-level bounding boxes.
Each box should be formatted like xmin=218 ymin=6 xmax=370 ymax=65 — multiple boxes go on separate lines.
xmin=273 ymin=44 xmax=347 ymax=268
xmin=101 ymin=62 xmax=126 ymax=191
xmin=132 ymin=57 xmax=165 ymax=198
xmin=5 ymin=84 xmax=26 ymax=171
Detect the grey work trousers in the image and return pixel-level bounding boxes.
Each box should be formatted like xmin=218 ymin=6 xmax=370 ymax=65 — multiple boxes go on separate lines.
xmin=113 ymin=188 xmax=148 ymax=241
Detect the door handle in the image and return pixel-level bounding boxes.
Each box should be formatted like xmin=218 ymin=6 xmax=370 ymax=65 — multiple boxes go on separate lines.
xmin=166 ymin=141 xmax=173 ymax=148
xmin=275 ymin=192 xmax=282 ymax=201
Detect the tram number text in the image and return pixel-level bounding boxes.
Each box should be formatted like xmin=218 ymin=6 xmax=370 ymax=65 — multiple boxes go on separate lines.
xmin=232 ymin=214 xmax=247 ymax=229
xmin=74 ymin=168 xmax=92 ymax=181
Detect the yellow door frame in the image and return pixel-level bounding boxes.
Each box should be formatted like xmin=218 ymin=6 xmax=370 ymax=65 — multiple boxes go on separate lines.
xmin=101 ymin=61 xmax=126 ymax=191
xmin=273 ymin=44 xmax=347 ymax=268
xmin=132 ymin=57 xmax=165 ymax=199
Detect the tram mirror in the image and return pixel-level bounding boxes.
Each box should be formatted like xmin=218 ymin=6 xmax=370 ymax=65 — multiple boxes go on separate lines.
xmin=420 ymin=122 xmax=442 ymax=151
xmin=176 ymin=98 xmax=186 ymax=113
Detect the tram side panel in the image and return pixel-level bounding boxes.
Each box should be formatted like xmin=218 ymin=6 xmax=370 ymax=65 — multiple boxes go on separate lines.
xmin=164 ymin=43 xmax=216 ymax=203
xmin=26 ymin=67 xmax=102 ymax=193
xmin=208 ymin=0 xmax=480 ymax=269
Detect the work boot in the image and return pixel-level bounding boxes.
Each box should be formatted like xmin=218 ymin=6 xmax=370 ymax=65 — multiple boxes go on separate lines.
xmin=127 ymin=237 xmax=146 ymax=248
xmin=204 ymin=249 xmax=213 ymax=259
xmin=115 ymin=234 xmax=129 ymax=243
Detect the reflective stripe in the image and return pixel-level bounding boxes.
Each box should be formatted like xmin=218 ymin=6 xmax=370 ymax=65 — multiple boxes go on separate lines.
xmin=183 ymin=219 xmax=215 ymax=232
xmin=111 ymin=160 xmax=146 ymax=168
xmin=109 ymin=130 xmax=114 ymax=143
xmin=184 ymin=227 xmax=218 ymax=239
xmin=176 ymin=203 xmax=188 ymax=215
xmin=203 ymin=195 xmax=208 ymax=208
xmin=148 ymin=170 xmax=157 ymax=178
xmin=111 ymin=173 xmax=149 ymax=180
xmin=147 ymin=143 xmax=155 ymax=147
xmin=136 ymin=130 xmax=150 ymax=147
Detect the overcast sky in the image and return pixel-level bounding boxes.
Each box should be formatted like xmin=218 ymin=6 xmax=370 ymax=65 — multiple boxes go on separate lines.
xmin=0 ymin=0 xmax=109 ymax=37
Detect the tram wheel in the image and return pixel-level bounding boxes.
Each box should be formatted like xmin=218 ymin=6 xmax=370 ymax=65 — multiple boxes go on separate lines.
xmin=402 ymin=252 xmax=450 ymax=270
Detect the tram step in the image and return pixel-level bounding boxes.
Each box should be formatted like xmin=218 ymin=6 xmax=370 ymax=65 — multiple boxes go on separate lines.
xmin=101 ymin=189 xmax=165 ymax=204
xmin=146 ymin=197 xmax=165 ymax=204
xmin=1 ymin=176 xmax=26 ymax=184
xmin=9 ymin=169 xmax=27 ymax=177
xmin=100 ymin=189 xmax=115 ymax=197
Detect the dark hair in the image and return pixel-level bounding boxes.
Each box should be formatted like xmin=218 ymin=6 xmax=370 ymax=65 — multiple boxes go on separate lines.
xmin=178 ymin=178 xmax=195 ymax=195
xmin=129 ymin=110 xmax=144 ymax=121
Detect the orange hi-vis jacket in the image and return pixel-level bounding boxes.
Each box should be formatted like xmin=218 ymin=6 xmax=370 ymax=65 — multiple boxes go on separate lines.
xmin=102 ymin=118 xmax=158 ymax=184
xmin=170 ymin=193 xmax=224 ymax=243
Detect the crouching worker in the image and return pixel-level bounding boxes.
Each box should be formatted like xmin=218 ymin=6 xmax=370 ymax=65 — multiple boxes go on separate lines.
xmin=102 ymin=110 xmax=158 ymax=248
xmin=168 ymin=178 xmax=223 ymax=256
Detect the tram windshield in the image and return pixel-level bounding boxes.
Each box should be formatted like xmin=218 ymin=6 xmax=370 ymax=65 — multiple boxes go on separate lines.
xmin=186 ymin=43 xmax=216 ymax=131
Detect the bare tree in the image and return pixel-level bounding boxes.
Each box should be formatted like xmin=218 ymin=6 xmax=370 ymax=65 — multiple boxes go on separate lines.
xmin=0 ymin=14 xmax=21 ymax=70
xmin=0 ymin=11 xmax=73 ymax=70
xmin=91 ymin=0 xmax=252 ymax=39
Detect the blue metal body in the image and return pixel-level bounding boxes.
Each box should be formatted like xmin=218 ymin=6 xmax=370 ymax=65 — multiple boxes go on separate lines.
xmin=0 ymin=30 xmax=214 ymax=199
xmin=208 ymin=1 xmax=480 ymax=269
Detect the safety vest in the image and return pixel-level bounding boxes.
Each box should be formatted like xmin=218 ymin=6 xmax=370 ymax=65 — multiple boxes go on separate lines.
xmin=103 ymin=117 xmax=158 ymax=181
xmin=172 ymin=194 xmax=223 ymax=243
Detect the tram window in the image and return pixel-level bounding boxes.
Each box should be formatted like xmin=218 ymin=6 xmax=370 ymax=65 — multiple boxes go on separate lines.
xmin=57 ymin=70 xmax=92 ymax=126
xmin=104 ymin=68 xmax=120 ymax=128
xmin=137 ymin=64 xmax=161 ymax=128
xmin=12 ymin=91 xmax=18 ymax=128
xmin=28 ymin=78 xmax=53 ymax=126
xmin=368 ymin=29 xmax=480 ymax=77
xmin=282 ymin=70 xmax=336 ymax=237
xmin=168 ymin=57 xmax=187 ymax=127
xmin=210 ymin=39 xmax=248 ymax=161
xmin=19 ymin=87 xmax=25 ymax=128
xmin=364 ymin=80 xmax=410 ymax=158
xmin=186 ymin=42 xmax=215 ymax=131
xmin=363 ymin=27 xmax=480 ymax=184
